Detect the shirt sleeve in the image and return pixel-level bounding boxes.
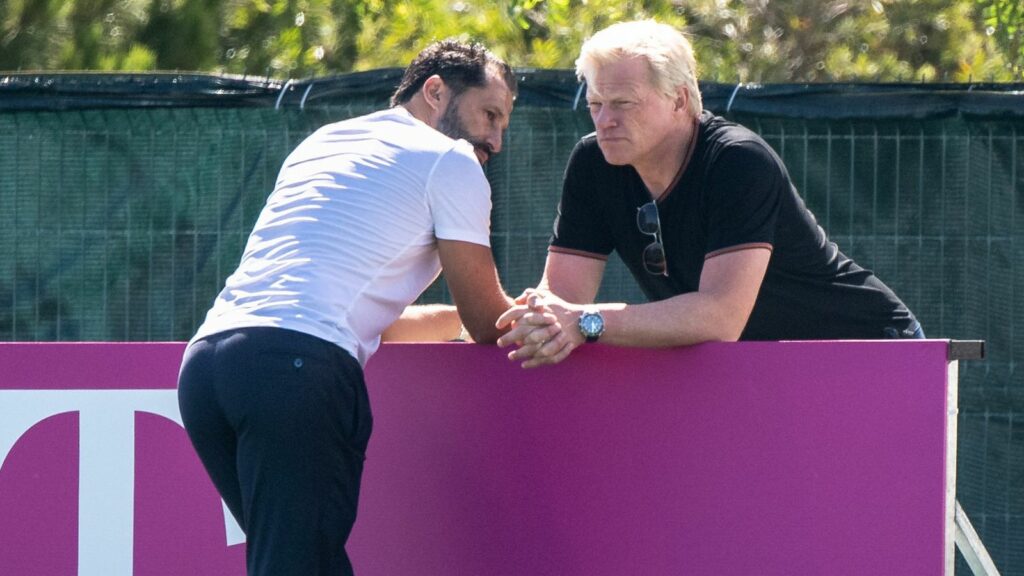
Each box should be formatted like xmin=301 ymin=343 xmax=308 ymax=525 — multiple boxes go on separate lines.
xmin=549 ymin=139 xmax=615 ymax=258
xmin=703 ymin=139 xmax=782 ymax=258
xmin=426 ymin=142 xmax=492 ymax=247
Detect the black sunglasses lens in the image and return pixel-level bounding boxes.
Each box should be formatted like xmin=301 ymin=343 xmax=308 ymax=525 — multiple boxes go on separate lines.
xmin=637 ymin=202 xmax=660 ymax=235
xmin=643 ymin=242 xmax=667 ymax=275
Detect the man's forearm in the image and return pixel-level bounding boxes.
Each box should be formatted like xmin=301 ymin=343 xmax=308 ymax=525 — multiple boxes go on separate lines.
xmin=381 ymin=304 xmax=465 ymax=342
xmin=592 ymin=292 xmax=744 ymax=348
xmin=547 ymin=247 xmax=767 ymax=347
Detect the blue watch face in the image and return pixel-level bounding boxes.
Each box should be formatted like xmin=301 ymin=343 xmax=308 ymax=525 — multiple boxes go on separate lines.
xmin=581 ymin=314 xmax=603 ymax=335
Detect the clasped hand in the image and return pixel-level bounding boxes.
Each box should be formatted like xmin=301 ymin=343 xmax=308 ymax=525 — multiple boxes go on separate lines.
xmin=495 ymin=289 xmax=585 ymax=368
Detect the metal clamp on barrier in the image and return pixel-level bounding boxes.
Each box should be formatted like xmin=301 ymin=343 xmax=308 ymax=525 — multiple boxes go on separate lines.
xmin=949 ymin=340 xmax=985 ymax=361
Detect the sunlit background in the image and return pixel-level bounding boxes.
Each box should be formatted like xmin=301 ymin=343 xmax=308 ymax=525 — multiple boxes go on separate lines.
xmin=0 ymin=0 xmax=1021 ymax=81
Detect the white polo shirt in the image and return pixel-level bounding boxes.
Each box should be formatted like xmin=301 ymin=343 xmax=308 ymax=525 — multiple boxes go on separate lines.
xmin=191 ymin=107 xmax=493 ymax=367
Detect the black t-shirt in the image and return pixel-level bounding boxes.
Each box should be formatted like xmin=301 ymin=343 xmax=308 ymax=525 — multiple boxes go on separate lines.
xmin=551 ymin=111 xmax=917 ymax=340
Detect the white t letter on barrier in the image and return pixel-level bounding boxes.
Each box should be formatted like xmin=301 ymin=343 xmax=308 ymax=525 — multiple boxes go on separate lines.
xmin=0 ymin=390 xmax=244 ymax=576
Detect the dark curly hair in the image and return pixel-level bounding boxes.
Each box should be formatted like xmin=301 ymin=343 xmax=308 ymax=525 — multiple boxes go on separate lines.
xmin=390 ymin=39 xmax=517 ymax=107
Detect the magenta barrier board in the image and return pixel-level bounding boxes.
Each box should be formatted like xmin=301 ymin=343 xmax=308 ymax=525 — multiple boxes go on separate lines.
xmin=0 ymin=341 xmax=956 ymax=575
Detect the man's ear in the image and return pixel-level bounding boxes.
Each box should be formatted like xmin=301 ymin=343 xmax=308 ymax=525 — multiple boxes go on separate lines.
xmin=422 ymin=75 xmax=447 ymax=111
xmin=674 ymin=87 xmax=689 ymax=114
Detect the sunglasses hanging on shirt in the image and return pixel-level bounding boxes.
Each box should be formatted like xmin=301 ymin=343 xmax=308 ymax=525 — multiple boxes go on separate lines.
xmin=636 ymin=201 xmax=668 ymax=277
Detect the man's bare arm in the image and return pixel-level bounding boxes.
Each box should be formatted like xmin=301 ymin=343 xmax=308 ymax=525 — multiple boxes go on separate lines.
xmin=499 ymin=247 xmax=771 ymax=367
xmin=437 ymin=238 xmax=515 ymax=344
xmin=381 ymin=304 xmax=464 ymax=342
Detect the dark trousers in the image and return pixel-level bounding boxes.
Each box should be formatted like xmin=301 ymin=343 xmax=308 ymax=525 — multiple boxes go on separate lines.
xmin=178 ymin=327 xmax=373 ymax=576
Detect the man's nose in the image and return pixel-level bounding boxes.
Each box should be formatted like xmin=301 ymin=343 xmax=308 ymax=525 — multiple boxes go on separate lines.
xmin=488 ymin=128 xmax=504 ymax=155
xmin=594 ymin=107 xmax=615 ymax=129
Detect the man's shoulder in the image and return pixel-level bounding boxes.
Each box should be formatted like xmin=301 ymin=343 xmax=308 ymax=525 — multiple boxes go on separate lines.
xmin=317 ymin=107 xmax=465 ymax=156
xmin=321 ymin=107 xmax=428 ymax=136
xmin=569 ymin=132 xmax=609 ymax=166
xmin=697 ymin=111 xmax=781 ymax=171
xmin=317 ymin=107 xmax=401 ymax=129
xmin=700 ymin=111 xmax=764 ymax=146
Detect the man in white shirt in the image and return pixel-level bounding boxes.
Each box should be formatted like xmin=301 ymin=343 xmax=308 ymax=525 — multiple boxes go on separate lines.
xmin=178 ymin=40 xmax=545 ymax=576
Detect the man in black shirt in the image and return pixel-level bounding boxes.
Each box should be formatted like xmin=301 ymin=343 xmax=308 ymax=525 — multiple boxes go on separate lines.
xmin=497 ymin=19 xmax=922 ymax=367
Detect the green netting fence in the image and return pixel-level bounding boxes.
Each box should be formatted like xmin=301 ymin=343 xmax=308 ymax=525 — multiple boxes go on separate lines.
xmin=1 ymin=71 xmax=1022 ymax=574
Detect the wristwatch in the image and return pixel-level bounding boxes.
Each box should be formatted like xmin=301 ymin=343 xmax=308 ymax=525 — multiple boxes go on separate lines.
xmin=577 ymin=310 xmax=605 ymax=343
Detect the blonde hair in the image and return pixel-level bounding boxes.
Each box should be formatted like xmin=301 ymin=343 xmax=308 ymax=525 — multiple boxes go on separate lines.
xmin=575 ymin=20 xmax=702 ymax=117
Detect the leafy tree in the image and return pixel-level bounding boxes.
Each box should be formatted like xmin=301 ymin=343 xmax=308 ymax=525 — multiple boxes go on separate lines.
xmin=977 ymin=0 xmax=1024 ymax=76
xmin=676 ymin=0 xmax=1009 ymax=82
xmin=0 ymin=0 xmax=1019 ymax=81
xmin=0 ymin=0 xmax=67 ymax=70
xmin=139 ymin=0 xmax=220 ymax=71
xmin=220 ymin=0 xmax=328 ymax=77
xmin=352 ymin=0 xmax=688 ymax=70
xmin=353 ymin=0 xmax=1015 ymax=82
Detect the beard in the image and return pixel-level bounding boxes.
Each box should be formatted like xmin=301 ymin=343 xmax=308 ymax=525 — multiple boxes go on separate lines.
xmin=438 ymin=97 xmax=493 ymax=164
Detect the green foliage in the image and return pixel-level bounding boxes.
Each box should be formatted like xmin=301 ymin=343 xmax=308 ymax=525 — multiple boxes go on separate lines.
xmin=977 ymin=0 xmax=1024 ymax=76
xmin=140 ymin=0 xmax=221 ymax=71
xmin=0 ymin=0 xmax=60 ymax=69
xmin=219 ymin=0 xmax=339 ymax=76
xmin=681 ymin=0 xmax=1009 ymax=82
xmin=0 ymin=0 xmax=1019 ymax=81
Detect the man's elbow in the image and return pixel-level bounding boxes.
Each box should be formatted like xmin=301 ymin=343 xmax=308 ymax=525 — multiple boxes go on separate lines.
xmin=716 ymin=331 xmax=743 ymax=343
xmin=696 ymin=330 xmax=741 ymax=344
xmin=715 ymin=319 xmax=748 ymax=342
xmin=465 ymin=322 xmax=505 ymax=345
xmin=702 ymin=312 xmax=748 ymax=343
